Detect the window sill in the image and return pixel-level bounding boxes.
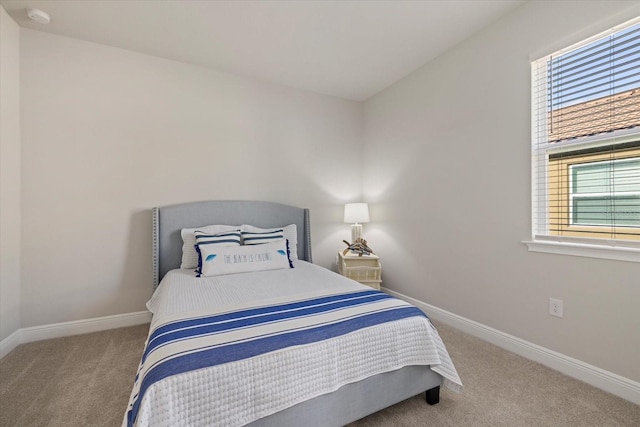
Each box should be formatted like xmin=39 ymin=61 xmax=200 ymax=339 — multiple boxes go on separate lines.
xmin=523 ymin=240 xmax=640 ymax=263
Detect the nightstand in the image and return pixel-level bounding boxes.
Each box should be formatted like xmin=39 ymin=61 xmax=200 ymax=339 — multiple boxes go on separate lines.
xmin=337 ymin=251 xmax=382 ymax=290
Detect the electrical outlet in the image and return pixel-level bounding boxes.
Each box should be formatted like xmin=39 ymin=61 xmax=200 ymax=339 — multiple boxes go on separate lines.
xmin=549 ymin=298 xmax=563 ymax=318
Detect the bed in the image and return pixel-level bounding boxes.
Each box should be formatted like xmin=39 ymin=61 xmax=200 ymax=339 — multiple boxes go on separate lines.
xmin=125 ymin=200 xmax=461 ymax=427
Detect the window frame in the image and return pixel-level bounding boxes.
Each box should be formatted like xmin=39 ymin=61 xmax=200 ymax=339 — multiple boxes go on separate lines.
xmin=525 ymin=17 xmax=640 ymax=263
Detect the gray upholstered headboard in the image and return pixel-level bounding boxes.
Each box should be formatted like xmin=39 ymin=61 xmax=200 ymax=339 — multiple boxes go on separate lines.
xmin=152 ymin=200 xmax=312 ymax=289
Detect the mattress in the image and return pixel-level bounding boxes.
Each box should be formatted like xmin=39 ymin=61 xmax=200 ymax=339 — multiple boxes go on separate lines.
xmin=125 ymin=261 xmax=461 ymax=427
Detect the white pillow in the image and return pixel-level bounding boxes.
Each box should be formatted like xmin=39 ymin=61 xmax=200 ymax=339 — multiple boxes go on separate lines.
xmin=198 ymin=239 xmax=293 ymax=277
xmin=240 ymin=224 xmax=298 ymax=260
xmin=180 ymin=224 xmax=240 ymax=269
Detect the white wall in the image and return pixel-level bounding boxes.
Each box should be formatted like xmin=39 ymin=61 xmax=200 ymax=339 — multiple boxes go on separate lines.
xmin=0 ymin=6 xmax=21 ymax=343
xmin=20 ymin=29 xmax=362 ymax=328
xmin=12 ymin=0 xmax=640 ymax=386
xmin=362 ymin=1 xmax=640 ymax=381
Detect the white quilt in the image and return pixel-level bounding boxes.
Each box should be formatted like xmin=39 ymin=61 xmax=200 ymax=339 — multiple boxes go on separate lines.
xmin=125 ymin=261 xmax=461 ymax=427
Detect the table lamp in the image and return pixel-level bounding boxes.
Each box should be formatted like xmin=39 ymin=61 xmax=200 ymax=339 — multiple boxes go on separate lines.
xmin=344 ymin=203 xmax=370 ymax=242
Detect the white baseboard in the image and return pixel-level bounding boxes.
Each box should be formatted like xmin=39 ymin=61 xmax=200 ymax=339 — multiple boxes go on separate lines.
xmin=0 ymin=311 xmax=151 ymax=359
xmin=0 ymin=329 xmax=21 ymax=359
xmin=383 ymin=287 xmax=640 ymax=405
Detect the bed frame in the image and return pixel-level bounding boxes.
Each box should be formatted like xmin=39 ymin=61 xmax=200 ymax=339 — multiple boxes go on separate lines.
xmin=151 ymin=200 xmax=442 ymax=426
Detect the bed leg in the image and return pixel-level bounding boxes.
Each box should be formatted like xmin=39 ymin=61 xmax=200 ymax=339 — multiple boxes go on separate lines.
xmin=425 ymin=386 xmax=440 ymax=405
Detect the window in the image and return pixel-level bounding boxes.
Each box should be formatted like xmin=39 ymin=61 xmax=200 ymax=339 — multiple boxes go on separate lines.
xmin=529 ymin=18 xmax=640 ymax=261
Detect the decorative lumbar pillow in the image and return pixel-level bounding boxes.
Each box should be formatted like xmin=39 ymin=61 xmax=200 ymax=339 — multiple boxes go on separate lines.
xmin=194 ymin=230 xmax=242 ymax=275
xmin=180 ymin=225 xmax=240 ymax=269
xmin=240 ymin=224 xmax=298 ymax=260
xmin=198 ymin=239 xmax=293 ymax=277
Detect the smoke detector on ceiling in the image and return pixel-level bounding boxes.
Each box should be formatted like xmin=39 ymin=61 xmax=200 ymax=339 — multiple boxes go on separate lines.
xmin=27 ymin=8 xmax=50 ymax=24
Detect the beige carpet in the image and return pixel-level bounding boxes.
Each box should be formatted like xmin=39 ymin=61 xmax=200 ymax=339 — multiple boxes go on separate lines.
xmin=1 ymin=321 xmax=638 ymax=427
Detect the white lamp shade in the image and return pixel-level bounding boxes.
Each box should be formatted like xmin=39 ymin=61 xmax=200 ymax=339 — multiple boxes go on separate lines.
xmin=344 ymin=203 xmax=370 ymax=224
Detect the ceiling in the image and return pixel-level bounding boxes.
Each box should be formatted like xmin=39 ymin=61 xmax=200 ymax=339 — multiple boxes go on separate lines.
xmin=1 ymin=0 xmax=525 ymax=101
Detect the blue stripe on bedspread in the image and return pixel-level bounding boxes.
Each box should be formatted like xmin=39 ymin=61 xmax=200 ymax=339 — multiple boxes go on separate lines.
xmin=148 ymin=289 xmax=380 ymax=342
xmin=143 ymin=290 xmax=390 ymax=362
xmin=126 ymin=290 xmax=426 ymax=427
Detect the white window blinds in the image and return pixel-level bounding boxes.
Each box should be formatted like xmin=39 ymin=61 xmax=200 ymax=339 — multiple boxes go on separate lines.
xmin=531 ymin=18 xmax=640 ymax=248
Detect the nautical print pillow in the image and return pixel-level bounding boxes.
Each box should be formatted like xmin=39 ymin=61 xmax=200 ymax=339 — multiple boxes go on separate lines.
xmin=197 ymin=239 xmax=293 ymax=277
xmin=241 ymin=229 xmax=284 ymax=245
xmin=240 ymin=224 xmax=298 ymax=260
